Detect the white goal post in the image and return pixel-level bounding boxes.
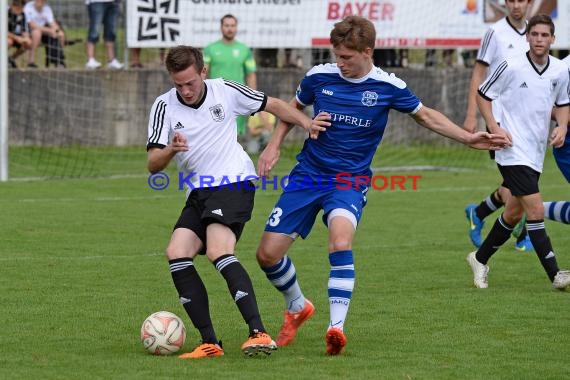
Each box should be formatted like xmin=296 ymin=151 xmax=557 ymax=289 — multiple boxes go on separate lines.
xmin=1 ymin=0 xmax=8 ymax=181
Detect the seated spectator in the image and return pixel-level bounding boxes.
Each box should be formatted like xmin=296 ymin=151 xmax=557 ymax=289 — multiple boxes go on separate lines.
xmin=24 ymin=0 xmax=66 ymax=68
xmin=7 ymin=0 xmax=31 ymax=68
xmin=85 ymin=0 xmax=123 ymax=70
xmin=245 ymin=112 xmax=276 ymax=154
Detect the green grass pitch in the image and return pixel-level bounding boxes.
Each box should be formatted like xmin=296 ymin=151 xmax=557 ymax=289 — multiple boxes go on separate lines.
xmin=1 ymin=146 xmax=569 ymax=379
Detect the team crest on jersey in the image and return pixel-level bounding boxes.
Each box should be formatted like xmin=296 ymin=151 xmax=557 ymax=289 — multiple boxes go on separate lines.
xmin=361 ymin=91 xmax=378 ymax=107
xmin=209 ymin=104 xmax=225 ymax=122
xmin=550 ymin=79 xmax=558 ymax=91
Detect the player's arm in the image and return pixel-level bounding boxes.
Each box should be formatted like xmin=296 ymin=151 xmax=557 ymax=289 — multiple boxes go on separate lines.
xmin=258 ymin=97 xmax=329 ymax=176
xmin=550 ymin=105 xmax=569 ymax=148
xmin=475 ymin=93 xmax=500 ymax=134
xmin=246 ymin=72 xmax=257 ymax=90
xmin=147 ymin=132 xmax=188 ymax=173
xmin=411 ymin=106 xmax=510 ymax=150
xmin=264 ymin=96 xmax=329 ymax=137
xmin=463 ymin=62 xmax=488 ymax=133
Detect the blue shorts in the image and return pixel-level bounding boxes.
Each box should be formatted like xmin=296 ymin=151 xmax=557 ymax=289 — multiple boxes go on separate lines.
xmin=264 ymin=176 xmax=367 ymax=239
xmin=554 ymin=135 xmax=570 ymax=183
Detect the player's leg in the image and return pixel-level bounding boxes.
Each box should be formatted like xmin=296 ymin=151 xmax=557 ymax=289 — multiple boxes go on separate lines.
xmin=467 ymin=166 xmax=524 ymax=288
xmin=168 ymin=195 xmax=223 ymax=359
xmin=167 ymin=229 xmax=224 ymax=359
xmin=465 ymin=186 xmax=504 ymax=247
xmin=545 ymin=139 xmax=570 ymax=224
xmin=324 ymin=214 xmax=355 ymax=355
xmin=257 ymin=185 xmax=321 ymax=347
xmin=203 ymin=183 xmax=276 ymax=356
xmin=520 ymin=193 xmax=570 ymax=289
xmin=544 ymin=201 xmax=570 ymax=224
xmin=321 ymin=187 xmax=364 ymax=355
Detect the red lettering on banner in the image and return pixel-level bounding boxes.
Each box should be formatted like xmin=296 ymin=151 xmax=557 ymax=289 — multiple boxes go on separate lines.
xmin=327 ymin=1 xmax=394 ymax=21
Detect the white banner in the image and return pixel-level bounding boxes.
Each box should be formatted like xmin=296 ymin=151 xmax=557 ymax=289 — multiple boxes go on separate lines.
xmin=126 ymin=0 xmax=570 ymax=49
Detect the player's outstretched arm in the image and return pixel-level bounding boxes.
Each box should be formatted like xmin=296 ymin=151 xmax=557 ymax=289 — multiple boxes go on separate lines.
xmin=411 ymin=106 xmax=511 ymax=150
xmin=147 ymin=132 xmax=188 ymax=173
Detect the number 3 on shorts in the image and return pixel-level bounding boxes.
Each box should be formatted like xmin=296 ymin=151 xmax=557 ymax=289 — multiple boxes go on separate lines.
xmin=267 ymin=207 xmax=283 ymax=227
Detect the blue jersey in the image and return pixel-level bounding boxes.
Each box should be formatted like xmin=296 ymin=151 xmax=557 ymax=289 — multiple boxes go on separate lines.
xmin=294 ymin=64 xmax=422 ymax=179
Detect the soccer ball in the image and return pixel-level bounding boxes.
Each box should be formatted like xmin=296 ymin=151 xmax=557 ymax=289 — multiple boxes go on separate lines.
xmin=140 ymin=311 xmax=186 ymax=355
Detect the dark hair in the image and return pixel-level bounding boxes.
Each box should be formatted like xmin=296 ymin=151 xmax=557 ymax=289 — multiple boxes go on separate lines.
xmin=527 ymin=14 xmax=555 ymax=36
xmin=165 ymin=46 xmax=204 ymax=74
xmin=330 ymin=16 xmax=376 ymax=52
xmin=220 ymin=14 xmax=237 ymax=25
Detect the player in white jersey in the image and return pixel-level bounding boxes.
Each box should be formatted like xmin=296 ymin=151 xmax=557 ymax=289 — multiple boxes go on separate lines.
xmin=467 ymin=14 xmax=570 ymax=290
xmin=146 ymin=46 xmax=329 ymax=359
xmin=253 ymin=16 xmax=510 ymax=356
xmin=463 ymin=0 xmax=534 ymax=252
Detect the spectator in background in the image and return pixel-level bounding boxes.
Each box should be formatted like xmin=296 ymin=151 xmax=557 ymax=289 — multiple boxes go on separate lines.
xmin=7 ymin=0 xmax=31 ymax=68
xmin=24 ymin=0 xmax=65 ymax=68
xmin=203 ymin=14 xmax=258 ymax=137
xmin=373 ymin=49 xmax=408 ymax=68
xmin=246 ymin=112 xmax=276 ymax=154
xmin=85 ymin=0 xmax=123 ymax=70
xmin=129 ymin=47 xmax=166 ymax=68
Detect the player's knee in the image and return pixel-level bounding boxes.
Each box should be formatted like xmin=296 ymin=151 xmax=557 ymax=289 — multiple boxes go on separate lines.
xmin=255 ymin=245 xmax=272 ymax=267
xmin=329 ymin=238 xmax=352 ymax=252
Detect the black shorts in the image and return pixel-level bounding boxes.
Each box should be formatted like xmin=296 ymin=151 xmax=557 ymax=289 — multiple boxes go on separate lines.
xmin=174 ymin=181 xmax=255 ymax=253
xmin=497 ymin=164 xmax=540 ymax=196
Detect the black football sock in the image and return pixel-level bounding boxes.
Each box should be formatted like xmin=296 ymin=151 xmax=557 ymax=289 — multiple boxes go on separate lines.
xmin=476 ymin=214 xmax=513 ymax=264
xmin=476 ymin=189 xmax=504 ymax=220
xmin=169 ymin=258 xmax=218 ymax=344
xmin=214 ymin=254 xmax=265 ymax=335
xmin=526 ymin=220 xmax=559 ymax=281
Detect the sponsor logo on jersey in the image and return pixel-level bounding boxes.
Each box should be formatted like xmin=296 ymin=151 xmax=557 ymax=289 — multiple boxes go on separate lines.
xmin=211 ymin=208 xmax=224 ymax=216
xmin=321 ymin=110 xmax=372 ymax=127
xmin=519 ymin=82 xmax=528 ymax=88
xmin=361 ymin=91 xmax=378 ymax=106
xmin=174 ymin=121 xmax=184 ymax=130
xmin=322 ymin=88 xmax=334 ymax=96
xmin=209 ymin=104 xmax=225 ymax=122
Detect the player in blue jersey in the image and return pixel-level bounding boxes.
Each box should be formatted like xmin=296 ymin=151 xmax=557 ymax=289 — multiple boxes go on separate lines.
xmin=542 ymin=56 xmax=570 ymax=225
xmin=254 ymin=16 xmax=511 ymax=356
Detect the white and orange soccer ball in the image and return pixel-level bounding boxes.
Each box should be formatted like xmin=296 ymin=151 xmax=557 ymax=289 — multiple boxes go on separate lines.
xmin=140 ymin=311 xmax=186 ymax=355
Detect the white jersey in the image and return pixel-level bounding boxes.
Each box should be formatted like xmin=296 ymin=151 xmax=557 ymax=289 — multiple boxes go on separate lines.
xmin=24 ymin=2 xmax=55 ymax=27
xmin=563 ymin=55 xmax=570 ymax=68
xmin=147 ymin=78 xmax=265 ymax=195
xmin=478 ymin=53 xmax=570 ymax=172
xmin=477 ymin=17 xmax=528 ymax=121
